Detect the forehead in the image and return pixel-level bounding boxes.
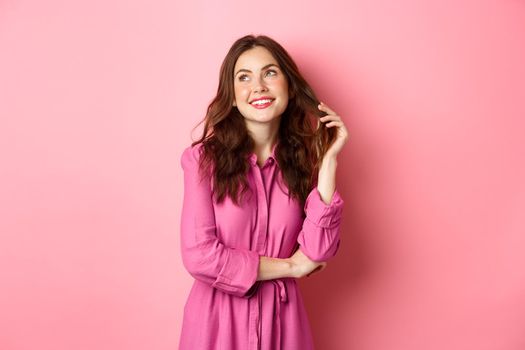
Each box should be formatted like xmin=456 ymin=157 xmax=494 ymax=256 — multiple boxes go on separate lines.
xmin=234 ymin=46 xmax=278 ymax=70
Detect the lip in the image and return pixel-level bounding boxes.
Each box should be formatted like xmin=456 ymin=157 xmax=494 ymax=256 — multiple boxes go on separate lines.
xmin=250 ymin=96 xmax=274 ymax=104
xmin=251 ymin=99 xmax=274 ymax=109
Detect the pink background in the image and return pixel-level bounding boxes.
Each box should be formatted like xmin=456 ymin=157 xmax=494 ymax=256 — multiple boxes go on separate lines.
xmin=1 ymin=0 xmax=525 ymax=349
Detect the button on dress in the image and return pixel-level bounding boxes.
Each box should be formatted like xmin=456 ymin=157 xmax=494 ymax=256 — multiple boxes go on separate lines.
xmin=179 ymin=141 xmax=344 ymax=350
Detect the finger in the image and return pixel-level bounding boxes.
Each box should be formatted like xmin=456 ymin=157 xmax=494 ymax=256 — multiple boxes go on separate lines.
xmin=318 ymin=104 xmax=335 ymax=115
xmin=324 ymin=121 xmax=343 ymax=128
xmin=306 ymin=265 xmax=322 ymax=277
xmin=322 ymin=121 xmax=348 ymax=136
xmin=318 ymin=102 xmax=337 ymax=115
xmin=313 ymin=265 xmax=327 ymax=275
xmin=319 ymin=115 xmax=341 ymax=122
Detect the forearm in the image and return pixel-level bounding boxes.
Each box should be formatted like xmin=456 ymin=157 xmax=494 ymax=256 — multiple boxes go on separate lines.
xmin=317 ymin=154 xmax=337 ymax=205
xmin=256 ymin=256 xmax=295 ymax=281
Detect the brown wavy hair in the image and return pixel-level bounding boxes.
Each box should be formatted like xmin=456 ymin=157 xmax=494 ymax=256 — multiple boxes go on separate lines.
xmin=190 ymin=34 xmax=337 ymax=206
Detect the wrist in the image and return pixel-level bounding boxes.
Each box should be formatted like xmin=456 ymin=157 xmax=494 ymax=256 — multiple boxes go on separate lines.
xmin=285 ymin=258 xmax=299 ymax=278
xmin=321 ymin=153 xmax=337 ymax=167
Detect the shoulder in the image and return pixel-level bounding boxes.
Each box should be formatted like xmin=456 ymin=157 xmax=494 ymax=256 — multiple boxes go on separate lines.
xmin=180 ymin=143 xmax=205 ymax=170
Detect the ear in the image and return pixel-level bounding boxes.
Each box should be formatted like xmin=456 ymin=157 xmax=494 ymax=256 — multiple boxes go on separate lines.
xmin=232 ymin=100 xmax=237 ymax=107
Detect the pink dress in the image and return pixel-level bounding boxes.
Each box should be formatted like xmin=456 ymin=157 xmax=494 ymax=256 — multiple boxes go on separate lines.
xmin=179 ymin=142 xmax=344 ymax=350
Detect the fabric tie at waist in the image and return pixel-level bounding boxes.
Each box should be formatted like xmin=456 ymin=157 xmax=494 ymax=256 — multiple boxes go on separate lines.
xmin=272 ymin=279 xmax=288 ymax=349
xmin=271 ymin=279 xmax=288 ymax=303
xmin=250 ymin=279 xmax=289 ymax=349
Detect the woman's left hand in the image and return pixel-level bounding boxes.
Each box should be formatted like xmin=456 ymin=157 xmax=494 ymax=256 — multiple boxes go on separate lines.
xmin=318 ymin=102 xmax=349 ymax=157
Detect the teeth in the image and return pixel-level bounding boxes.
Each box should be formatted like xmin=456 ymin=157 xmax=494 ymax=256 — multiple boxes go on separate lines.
xmin=251 ymin=99 xmax=272 ymax=105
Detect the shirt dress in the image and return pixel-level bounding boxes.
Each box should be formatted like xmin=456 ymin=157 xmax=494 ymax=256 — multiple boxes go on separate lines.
xmin=179 ymin=141 xmax=344 ymax=350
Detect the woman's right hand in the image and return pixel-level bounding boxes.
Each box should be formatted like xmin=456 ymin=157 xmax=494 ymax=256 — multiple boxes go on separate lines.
xmin=287 ymin=248 xmax=327 ymax=278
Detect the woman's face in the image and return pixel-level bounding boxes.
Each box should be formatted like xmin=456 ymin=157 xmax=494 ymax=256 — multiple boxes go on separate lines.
xmin=232 ymin=46 xmax=289 ymax=127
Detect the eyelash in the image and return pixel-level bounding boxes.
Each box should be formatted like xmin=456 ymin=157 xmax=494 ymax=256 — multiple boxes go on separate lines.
xmin=238 ymin=69 xmax=277 ymax=82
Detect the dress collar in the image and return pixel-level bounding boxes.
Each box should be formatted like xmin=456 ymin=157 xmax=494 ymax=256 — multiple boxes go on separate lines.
xmin=249 ymin=141 xmax=279 ymax=167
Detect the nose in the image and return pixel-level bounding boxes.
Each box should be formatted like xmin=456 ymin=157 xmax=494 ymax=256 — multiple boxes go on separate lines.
xmin=252 ymin=76 xmax=268 ymax=94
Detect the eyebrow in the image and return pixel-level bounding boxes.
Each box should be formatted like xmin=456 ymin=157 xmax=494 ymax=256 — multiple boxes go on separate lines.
xmin=234 ymin=63 xmax=279 ymax=77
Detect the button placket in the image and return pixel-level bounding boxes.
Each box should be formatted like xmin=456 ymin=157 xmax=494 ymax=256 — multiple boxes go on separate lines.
xmin=252 ymin=164 xmax=268 ymax=253
xmin=260 ymin=163 xmax=277 ymax=252
xmin=247 ymin=155 xmax=281 ymax=350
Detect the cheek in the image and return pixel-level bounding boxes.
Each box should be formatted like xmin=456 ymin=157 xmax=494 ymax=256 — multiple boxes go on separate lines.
xmin=234 ymin=85 xmax=249 ymax=100
xmin=274 ymin=79 xmax=289 ymax=94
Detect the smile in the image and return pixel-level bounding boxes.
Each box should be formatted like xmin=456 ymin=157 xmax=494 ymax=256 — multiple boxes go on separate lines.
xmin=250 ymin=99 xmax=274 ymax=109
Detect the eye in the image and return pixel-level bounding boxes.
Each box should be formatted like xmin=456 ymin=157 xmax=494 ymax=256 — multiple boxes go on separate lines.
xmin=265 ymin=69 xmax=277 ymax=77
xmin=238 ymin=74 xmax=249 ymax=82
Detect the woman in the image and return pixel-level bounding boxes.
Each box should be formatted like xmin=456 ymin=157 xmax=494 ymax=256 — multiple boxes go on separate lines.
xmin=179 ymin=34 xmax=349 ymax=350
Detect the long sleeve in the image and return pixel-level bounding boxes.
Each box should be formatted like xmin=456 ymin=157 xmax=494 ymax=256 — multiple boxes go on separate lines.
xmin=179 ymin=145 xmax=260 ymax=298
xmin=297 ymin=186 xmax=344 ymax=262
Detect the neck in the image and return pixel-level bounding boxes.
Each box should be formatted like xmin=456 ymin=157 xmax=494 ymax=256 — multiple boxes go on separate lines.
xmin=245 ymin=117 xmax=280 ymax=159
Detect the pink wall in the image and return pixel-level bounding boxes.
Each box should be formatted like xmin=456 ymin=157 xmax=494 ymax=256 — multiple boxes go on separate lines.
xmin=1 ymin=0 xmax=524 ymax=349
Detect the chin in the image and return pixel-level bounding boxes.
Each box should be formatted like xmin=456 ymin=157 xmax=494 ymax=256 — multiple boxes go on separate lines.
xmin=244 ymin=115 xmax=281 ymax=124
